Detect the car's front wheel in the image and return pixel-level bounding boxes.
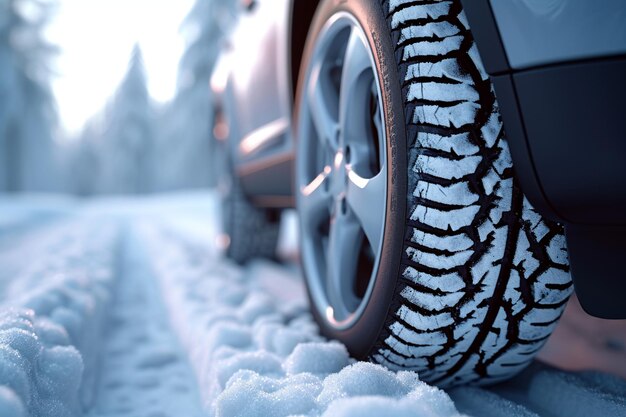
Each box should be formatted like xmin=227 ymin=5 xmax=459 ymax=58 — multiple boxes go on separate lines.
xmin=295 ymin=0 xmax=572 ymax=387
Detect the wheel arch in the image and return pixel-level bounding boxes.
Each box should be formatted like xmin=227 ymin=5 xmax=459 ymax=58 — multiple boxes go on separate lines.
xmin=289 ymin=0 xmax=322 ymax=101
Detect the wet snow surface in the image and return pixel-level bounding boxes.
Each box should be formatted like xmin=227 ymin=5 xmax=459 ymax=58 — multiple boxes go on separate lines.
xmin=0 ymin=193 xmax=624 ymax=417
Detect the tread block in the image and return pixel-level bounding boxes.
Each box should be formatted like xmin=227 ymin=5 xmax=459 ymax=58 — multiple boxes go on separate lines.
xmin=403 ymin=267 xmax=466 ymax=292
xmin=391 ymin=2 xmax=454 ymax=29
xmin=399 ymin=21 xmax=461 ymax=43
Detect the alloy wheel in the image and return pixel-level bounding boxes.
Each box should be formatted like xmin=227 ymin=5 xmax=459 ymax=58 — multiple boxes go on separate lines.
xmin=296 ymin=12 xmax=388 ymax=330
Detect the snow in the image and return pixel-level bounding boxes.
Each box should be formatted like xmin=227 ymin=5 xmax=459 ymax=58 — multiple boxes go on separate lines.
xmin=215 ymin=362 xmax=462 ymax=417
xmin=526 ymin=371 xmax=626 ymax=417
xmin=450 ymin=387 xmax=540 ymax=417
xmin=0 ymin=194 xmax=75 ymax=235
xmin=0 ymin=192 xmax=624 ymax=417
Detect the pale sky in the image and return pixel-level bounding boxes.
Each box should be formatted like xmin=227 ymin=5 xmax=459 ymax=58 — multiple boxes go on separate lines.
xmin=45 ymin=0 xmax=195 ymax=137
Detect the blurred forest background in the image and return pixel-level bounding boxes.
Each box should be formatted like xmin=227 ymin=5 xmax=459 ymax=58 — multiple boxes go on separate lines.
xmin=0 ymin=0 xmax=236 ymax=195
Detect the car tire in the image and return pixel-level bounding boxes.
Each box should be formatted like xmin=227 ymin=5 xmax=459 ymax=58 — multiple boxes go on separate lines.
xmin=219 ymin=158 xmax=281 ymax=264
xmin=295 ymin=0 xmax=572 ymax=387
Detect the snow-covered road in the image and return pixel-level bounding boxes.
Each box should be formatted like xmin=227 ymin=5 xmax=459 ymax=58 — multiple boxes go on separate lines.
xmin=0 ymin=193 xmax=625 ymax=417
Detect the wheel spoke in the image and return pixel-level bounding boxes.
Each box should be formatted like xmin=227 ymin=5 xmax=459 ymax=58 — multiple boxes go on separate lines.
xmin=300 ymin=166 xmax=333 ymax=231
xmin=308 ymin=65 xmax=339 ymax=151
xmin=346 ymin=164 xmax=386 ymax=249
xmin=339 ymin=27 xmax=372 ymax=147
xmin=326 ymin=205 xmax=363 ymax=319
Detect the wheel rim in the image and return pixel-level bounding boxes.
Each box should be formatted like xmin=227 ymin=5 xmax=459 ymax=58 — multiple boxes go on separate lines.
xmin=296 ymin=12 xmax=388 ymax=330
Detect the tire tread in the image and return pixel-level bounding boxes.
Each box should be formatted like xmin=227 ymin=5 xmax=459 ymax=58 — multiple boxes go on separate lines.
xmin=371 ymin=0 xmax=572 ymax=387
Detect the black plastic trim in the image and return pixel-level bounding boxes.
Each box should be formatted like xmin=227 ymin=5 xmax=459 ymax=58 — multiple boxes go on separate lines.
xmin=566 ymin=225 xmax=626 ymax=319
xmin=459 ymin=0 xmax=510 ymax=74
xmin=238 ymin=152 xmax=295 ymax=206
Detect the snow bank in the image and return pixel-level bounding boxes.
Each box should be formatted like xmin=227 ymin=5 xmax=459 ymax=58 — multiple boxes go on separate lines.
xmin=0 ymin=221 xmax=118 ymax=417
xmin=140 ymin=223 xmax=466 ymax=417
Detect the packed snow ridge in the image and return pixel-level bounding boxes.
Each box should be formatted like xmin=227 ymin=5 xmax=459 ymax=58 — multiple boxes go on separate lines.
xmin=141 ymin=223 xmax=466 ymax=417
xmin=0 ymin=221 xmax=118 ymax=417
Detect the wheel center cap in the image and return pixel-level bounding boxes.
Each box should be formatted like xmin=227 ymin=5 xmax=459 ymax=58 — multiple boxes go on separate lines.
xmin=331 ymin=150 xmax=348 ymax=194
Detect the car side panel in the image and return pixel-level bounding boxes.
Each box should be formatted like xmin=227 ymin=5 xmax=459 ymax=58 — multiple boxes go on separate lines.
xmin=216 ymin=0 xmax=296 ymax=205
xmin=490 ymin=0 xmax=626 ymax=70
xmin=228 ymin=0 xmax=293 ymax=166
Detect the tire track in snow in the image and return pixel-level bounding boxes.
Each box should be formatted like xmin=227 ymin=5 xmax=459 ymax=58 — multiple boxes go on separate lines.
xmin=87 ymin=226 xmax=206 ymax=417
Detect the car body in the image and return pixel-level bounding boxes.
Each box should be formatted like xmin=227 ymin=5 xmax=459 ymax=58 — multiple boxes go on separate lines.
xmin=212 ymin=0 xmax=626 ymax=317
xmin=211 ymin=0 xmax=319 ymax=208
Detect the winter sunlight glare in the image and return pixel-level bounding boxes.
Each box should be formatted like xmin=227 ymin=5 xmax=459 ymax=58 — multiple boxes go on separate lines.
xmin=46 ymin=0 xmax=194 ymax=136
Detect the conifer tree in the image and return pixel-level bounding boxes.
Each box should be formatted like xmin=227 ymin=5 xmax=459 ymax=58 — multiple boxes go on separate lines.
xmin=0 ymin=0 xmax=59 ymax=192
xmin=153 ymin=0 xmax=237 ymax=190
xmin=94 ymin=45 xmax=154 ymax=194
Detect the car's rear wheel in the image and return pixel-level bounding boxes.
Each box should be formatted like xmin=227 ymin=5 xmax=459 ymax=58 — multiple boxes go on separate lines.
xmin=295 ymin=0 xmax=572 ymax=387
xmin=218 ymin=157 xmax=281 ymax=264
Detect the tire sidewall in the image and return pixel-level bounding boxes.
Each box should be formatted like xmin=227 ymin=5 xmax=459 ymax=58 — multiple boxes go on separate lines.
xmin=294 ymin=0 xmax=408 ymax=358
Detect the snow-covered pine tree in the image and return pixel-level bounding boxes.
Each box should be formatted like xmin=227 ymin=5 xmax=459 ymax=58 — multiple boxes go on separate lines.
xmin=67 ymin=115 xmax=102 ymax=196
xmin=153 ymin=0 xmax=237 ymax=191
xmin=0 ymin=0 xmax=59 ymax=192
xmin=93 ymin=45 xmax=155 ymax=194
